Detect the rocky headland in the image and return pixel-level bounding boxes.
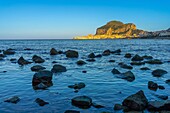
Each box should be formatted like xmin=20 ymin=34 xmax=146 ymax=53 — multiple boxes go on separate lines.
xmin=74 ymin=20 xmax=170 ymax=39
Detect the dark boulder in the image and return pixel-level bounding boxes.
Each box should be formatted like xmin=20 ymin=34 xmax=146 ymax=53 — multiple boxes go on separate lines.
xmin=145 ymin=59 xmax=163 ymax=64
xmin=158 ymin=85 xmax=165 ymax=90
xmin=95 ymin=54 xmax=102 ymax=58
xmin=32 ymin=55 xmax=45 ymax=63
xmin=116 ymin=71 xmax=135 ymax=82
xmin=124 ymin=53 xmax=132 ymax=58
xmin=165 ymin=79 xmax=170 ymax=85
xmin=18 ymin=57 xmax=32 ymax=65
xmin=50 ymin=48 xmax=58 ymax=55
xmin=3 ymin=49 xmax=15 ymax=55
xmin=71 ymin=96 xmax=92 ymax=109
xmin=108 ymin=60 xmax=115 ymax=62
xmin=154 ymin=94 xmax=168 ymax=100
xmin=142 ymin=55 xmax=153 ymax=59
xmin=112 ymin=68 xmax=121 ymax=74
xmin=64 ymin=110 xmax=80 ymax=113
xmin=82 ymin=70 xmax=87 ymax=73
xmin=114 ymin=104 xmax=125 ymax=110
xmin=35 ymin=98 xmax=49 ymax=106
xmin=66 ymin=50 xmax=79 ymax=58
xmin=92 ymin=103 xmax=105 ymax=108
xmin=120 ymin=64 xmax=133 ymax=69
xmin=140 ymin=67 xmax=150 ymax=70
xmin=131 ymin=54 xmax=143 ymax=61
xmin=86 ymin=58 xmax=95 ymax=62
xmin=147 ymin=100 xmax=170 ymax=111
xmin=0 ymin=54 xmax=6 ymax=58
xmin=88 ymin=53 xmax=95 ymax=58
xmin=130 ymin=61 xmax=145 ymax=66
xmin=51 ymin=64 xmax=67 ymax=73
xmin=122 ymin=90 xmax=148 ymax=111
xmin=32 ymin=70 xmax=53 ymax=90
xmin=31 ymin=65 xmax=46 ymax=72
xmin=152 ymin=69 xmax=168 ymax=77
xmin=76 ymin=60 xmax=86 ymax=65
xmin=102 ymin=49 xmax=111 ymax=56
xmin=68 ymin=82 xmax=86 ymax=89
xmin=148 ymin=81 xmax=158 ymax=91
xmin=4 ymin=96 xmax=20 ymax=104
xmin=111 ymin=49 xmax=121 ymax=54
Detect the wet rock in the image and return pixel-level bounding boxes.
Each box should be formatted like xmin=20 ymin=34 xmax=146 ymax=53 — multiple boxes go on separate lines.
xmin=92 ymin=103 xmax=105 ymax=108
xmin=102 ymin=49 xmax=111 ymax=56
xmin=145 ymin=59 xmax=163 ymax=64
xmin=120 ymin=64 xmax=133 ymax=69
xmin=50 ymin=48 xmax=58 ymax=55
xmin=10 ymin=58 xmax=17 ymax=61
xmin=152 ymin=69 xmax=168 ymax=77
xmin=114 ymin=104 xmax=124 ymax=110
xmin=64 ymin=110 xmax=80 ymax=113
xmin=122 ymin=90 xmax=148 ymax=111
xmin=3 ymin=71 xmax=7 ymax=73
xmin=130 ymin=61 xmax=145 ymax=66
xmin=108 ymin=60 xmax=115 ymax=62
xmin=31 ymin=65 xmax=46 ymax=72
xmin=66 ymin=50 xmax=79 ymax=58
xmin=142 ymin=55 xmax=153 ymax=59
xmin=32 ymin=70 xmax=53 ymax=90
xmin=154 ymin=94 xmax=168 ymax=100
xmin=111 ymin=49 xmax=121 ymax=54
xmin=119 ymin=71 xmax=135 ymax=82
xmin=88 ymin=53 xmax=95 ymax=58
xmin=24 ymin=48 xmax=32 ymax=50
xmin=165 ymin=79 xmax=170 ymax=85
xmin=86 ymin=58 xmax=95 ymax=62
xmin=0 ymin=54 xmax=6 ymax=58
xmin=51 ymin=64 xmax=67 ymax=73
xmin=35 ymin=98 xmax=49 ymax=106
xmin=32 ymin=55 xmax=45 ymax=63
xmin=131 ymin=54 xmax=143 ymax=61
xmin=71 ymin=96 xmax=92 ymax=109
xmin=52 ymin=61 xmax=58 ymax=64
xmin=4 ymin=96 xmax=20 ymax=104
xmin=68 ymin=82 xmax=86 ymax=89
xmin=158 ymin=85 xmax=165 ymax=90
xmin=112 ymin=68 xmax=121 ymax=74
xmin=124 ymin=53 xmax=132 ymax=58
xmin=18 ymin=57 xmax=32 ymax=65
xmin=147 ymin=100 xmax=170 ymax=111
xmin=148 ymin=81 xmax=158 ymax=91
xmin=3 ymin=49 xmax=15 ymax=55
xmin=140 ymin=67 xmax=150 ymax=70
xmin=95 ymin=54 xmax=102 ymax=58
xmin=76 ymin=60 xmax=86 ymax=65
xmin=82 ymin=70 xmax=87 ymax=73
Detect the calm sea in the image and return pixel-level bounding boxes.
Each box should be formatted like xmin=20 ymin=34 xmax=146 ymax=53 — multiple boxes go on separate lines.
xmin=0 ymin=39 xmax=169 ymax=113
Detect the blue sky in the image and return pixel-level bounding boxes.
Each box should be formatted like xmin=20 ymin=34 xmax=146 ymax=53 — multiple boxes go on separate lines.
xmin=0 ymin=0 xmax=170 ymax=39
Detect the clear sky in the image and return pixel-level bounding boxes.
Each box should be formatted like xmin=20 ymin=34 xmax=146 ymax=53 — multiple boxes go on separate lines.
xmin=0 ymin=0 xmax=170 ymax=39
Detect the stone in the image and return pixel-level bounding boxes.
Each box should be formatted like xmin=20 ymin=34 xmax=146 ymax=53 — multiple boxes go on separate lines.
xmin=142 ymin=55 xmax=153 ymax=59
xmin=82 ymin=70 xmax=87 ymax=73
xmin=102 ymin=49 xmax=111 ymax=56
xmin=32 ymin=70 xmax=53 ymax=90
xmin=111 ymin=68 xmax=121 ymax=74
xmin=86 ymin=58 xmax=96 ymax=62
xmin=108 ymin=60 xmax=115 ymax=62
xmin=66 ymin=50 xmax=79 ymax=58
xmin=165 ymin=79 xmax=170 ymax=85
xmin=147 ymin=100 xmax=170 ymax=111
xmin=140 ymin=67 xmax=150 ymax=70
xmin=31 ymin=65 xmax=46 ymax=72
xmin=68 ymin=82 xmax=86 ymax=89
xmin=154 ymin=94 xmax=168 ymax=100
xmin=0 ymin=54 xmax=6 ymax=58
xmin=71 ymin=96 xmax=92 ymax=109
xmin=124 ymin=53 xmax=132 ymax=58
xmin=18 ymin=57 xmax=32 ymax=65
xmin=64 ymin=110 xmax=80 ymax=113
xmin=50 ymin=48 xmax=58 ymax=55
xmin=145 ymin=59 xmax=163 ymax=64
xmin=52 ymin=61 xmax=58 ymax=63
xmin=92 ymin=103 xmax=104 ymax=108
xmin=152 ymin=69 xmax=168 ymax=77
xmin=3 ymin=49 xmax=15 ymax=55
xmin=131 ymin=54 xmax=143 ymax=61
xmin=158 ymin=85 xmax=165 ymax=90
xmin=51 ymin=64 xmax=67 ymax=73
xmin=111 ymin=49 xmax=121 ymax=54
xmin=4 ymin=96 xmax=20 ymax=104
xmin=122 ymin=90 xmax=148 ymax=111
xmin=148 ymin=81 xmax=158 ymax=91
xmin=35 ymin=98 xmax=49 ymax=106
xmin=130 ymin=61 xmax=145 ymax=65
xmin=10 ymin=58 xmax=17 ymax=61
xmin=114 ymin=104 xmax=124 ymax=110
xmin=88 ymin=53 xmax=95 ymax=58
xmin=120 ymin=64 xmax=133 ymax=69
xmin=32 ymin=55 xmax=45 ymax=63
xmin=24 ymin=48 xmax=32 ymax=50
xmin=76 ymin=60 xmax=86 ymax=65
xmin=95 ymin=54 xmax=102 ymax=58
xmin=120 ymin=71 xmax=135 ymax=82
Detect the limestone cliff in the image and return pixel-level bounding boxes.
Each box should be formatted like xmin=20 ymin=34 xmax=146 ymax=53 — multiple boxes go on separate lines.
xmin=74 ymin=21 xmax=146 ymax=39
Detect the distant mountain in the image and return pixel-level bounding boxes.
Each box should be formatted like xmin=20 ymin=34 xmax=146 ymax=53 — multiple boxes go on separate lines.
xmin=74 ymin=21 xmax=170 ymax=39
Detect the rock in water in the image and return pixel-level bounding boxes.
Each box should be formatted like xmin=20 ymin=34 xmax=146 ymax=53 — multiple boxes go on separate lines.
xmin=102 ymin=49 xmax=111 ymax=56
xmin=120 ymin=64 xmax=133 ymax=69
xmin=68 ymin=82 xmax=86 ymax=89
xmin=64 ymin=110 xmax=80 ymax=113
xmin=111 ymin=68 xmax=121 ymax=74
xmin=32 ymin=55 xmax=45 ymax=63
xmin=65 ymin=50 xmax=78 ymax=58
xmin=114 ymin=104 xmax=125 ymax=110
xmin=3 ymin=49 xmax=15 ymax=55
xmin=122 ymin=90 xmax=148 ymax=111
xmin=145 ymin=59 xmax=163 ymax=64
xmin=131 ymin=54 xmax=143 ymax=61
xmin=32 ymin=70 xmax=53 ymax=90
xmin=152 ymin=69 xmax=168 ymax=77
xmin=88 ymin=53 xmax=95 ymax=58
xmin=35 ymin=98 xmax=49 ymax=106
xmin=121 ymin=71 xmax=135 ymax=82
xmin=71 ymin=96 xmax=92 ymax=109
xmin=148 ymin=81 xmax=158 ymax=91
xmin=31 ymin=65 xmax=46 ymax=72
xmin=4 ymin=96 xmax=20 ymax=104
xmin=50 ymin=48 xmax=58 ymax=55
xmin=147 ymin=100 xmax=170 ymax=111
xmin=140 ymin=67 xmax=150 ymax=70
xmin=18 ymin=56 xmax=32 ymax=65
xmin=76 ymin=60 xmax=86 ymax=65
xmin=124 ymin=53 xmax=132 ymax=58
xmin=51 ymin=64 xmax=67 ymax=73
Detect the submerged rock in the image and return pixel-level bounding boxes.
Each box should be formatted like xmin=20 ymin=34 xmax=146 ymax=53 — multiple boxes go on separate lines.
xmin=31 ymin=65 xmax=46 ymax=72
xmin=32 ymin=55 xmax=45 ymax=63
xmin=140 ymin=67 xmax=150 ymax=70
xmin=51 ymin=64 xmax=67 ymax=73
xmin=82 ymin=70 xmax=87 ymax=73
xmin=64 ymin=110 xmax=80 ymax=113
xmin=148 ymin=81 xmax=158 ymax=91
xmin=32 ymin=70 xmax=53 ymax=90
xmin=66 ymin=50 xmax=79 ymax=58
xmin=92 ymin=103 xmax=105 ymax=108
xmin=50 ymin=48 xmax=58 ymax=55
xmin=147 ymin=100 xmax=170 ymax=111
xmin=165 ymin=79 xmax=170 ymax=85
xmin=88 ymin=53 xmax=95 ymax=58
xmin=102 ymin=49 xmax=111 ymax=56
xmin=154 ymin=94 xmax=168 ymax=100
xmin=18 ymin=57 xmax=32 ymax=65
xmin=68 ymin=82 xmax=86 ymax=90
xmin=71 ymin=96 xmax=92 ymax=109
xmin=111 ymin=68 xmax=121 ymax=74
xmin=95 ymin=54 xmax=102 ymax=58
xmin=4 ymin=96 xmax=20 ymax=104
xmin=122 ymin=90 xmax=148 ymax=111
xmin=86 ymin=58 xmax=96 ymax=62
xmin=76 ymin=60 xmax=86 ymax=65
xmin=158 ymin=85 xmax=165 ymax=90
xmin=124 ymin=53 xmax=132 ymax=58
xmin=120 ymin=64 xmax=133 ymax=70
xmin=119 ymin=71 xmax=135 ymax=82
xmin=114 ymin=104 xmax=125 ymax=110
xmin=108 ymin=60 xmax=115 ymax=62
xmin=131 ymin=54 xmax=143 ymax=61
xmin=142 ymin=55 xmax=153 ymax=59
xmin=3 ymin=49 xmax=15 ymax=55
xmin=111 ymin=49 xmax=121 ymax=54
xmin=145 ymin=59 xmax=163 ymax=64
xmin=35 ymin=98 xmax=49 ymax=106
xmin=152 ymin=69 xmax=168 ymax=77
xmin=130 ymin=61 xmax=145 ymax=66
